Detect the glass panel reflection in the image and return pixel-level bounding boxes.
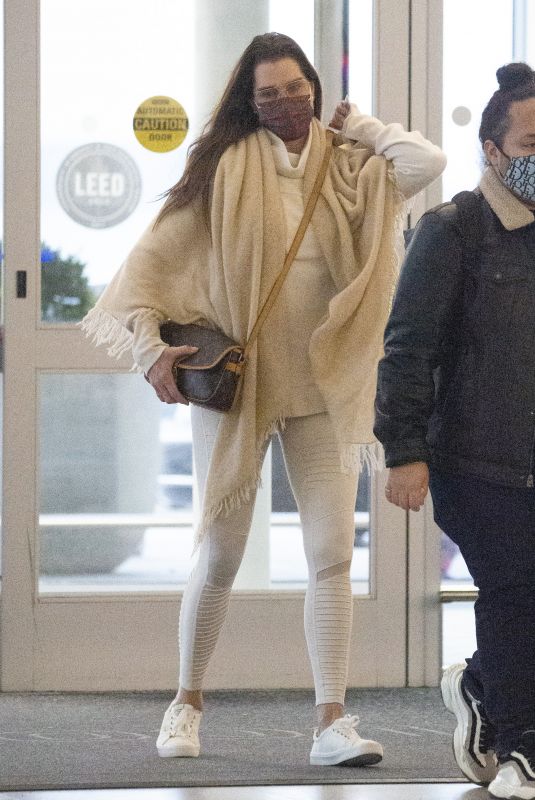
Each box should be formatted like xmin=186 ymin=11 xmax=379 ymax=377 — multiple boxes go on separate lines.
xmin=39 ymin=374 xmax=367 ymax=591
xmin=440 ymin=531 xmax=473 ymax=589
xmin=442 ymin=0 xmax=513 ymax=200
xmin=39 ymin=373 xmax=171 ymax=579
xmin=442 ymin=601 xmax=477 ymax=668
xmin=269 ymin=0 xmax=314 ymax=62
xmin=41 ymin=0 xmax=195 ymax=322
xmin=529 ymin=3 xmax=535 ymax=66
xmin=348 ymin=0 xmax=373 ymax=115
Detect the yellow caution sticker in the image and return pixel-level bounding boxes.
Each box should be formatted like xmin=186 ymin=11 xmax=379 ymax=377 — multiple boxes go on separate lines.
xmin=133 ymin=96 xmax=189 ymax=152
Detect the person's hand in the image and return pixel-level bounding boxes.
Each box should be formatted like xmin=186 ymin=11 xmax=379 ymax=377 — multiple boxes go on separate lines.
xmin=146 ymin=345 xmax=198 ymax=404
xmin=328 ymin=99 xmax=351 ymax=130
xmin=385 ymin=462 xmax=429 ymax=512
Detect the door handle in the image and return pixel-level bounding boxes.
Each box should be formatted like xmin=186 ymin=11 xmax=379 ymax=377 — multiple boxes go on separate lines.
xmin=16 ymin=270 xmax=27 ymax=298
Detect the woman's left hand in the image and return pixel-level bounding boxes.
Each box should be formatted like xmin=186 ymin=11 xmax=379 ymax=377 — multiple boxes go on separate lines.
xmin=328 ymin=99 xmax=351 ymax=130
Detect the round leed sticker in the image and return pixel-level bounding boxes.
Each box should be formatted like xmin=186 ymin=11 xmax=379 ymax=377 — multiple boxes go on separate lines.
xmin=56 ymin=143 xmax=142 ymax=229
xmin=133 ymin=96 xmax=188 ymax=153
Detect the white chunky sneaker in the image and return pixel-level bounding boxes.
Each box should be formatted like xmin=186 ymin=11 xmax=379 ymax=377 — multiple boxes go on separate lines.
xmin=309 ymin=714 xmax=383 ymax=767
xmin=489 ymin=731 xmax=535 ymax=799
xmin=156 ymin=701 xmax=202 ymax=758
xmin=441 ymin=662 xmax=498 ymax=785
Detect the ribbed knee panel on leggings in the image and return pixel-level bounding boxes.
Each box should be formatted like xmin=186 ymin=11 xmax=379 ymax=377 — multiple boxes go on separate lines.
xmin=179 ymin=578 xmax=233 ymax=691
xmin=305 ymin=561 xmax=353 ymax=705
xmin=178 ymin=514 xmax=251 ymax=690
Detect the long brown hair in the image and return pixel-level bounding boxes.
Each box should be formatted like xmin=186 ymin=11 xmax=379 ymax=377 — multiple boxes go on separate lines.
xmin=155 ymin=32 xmax=322 ymax=227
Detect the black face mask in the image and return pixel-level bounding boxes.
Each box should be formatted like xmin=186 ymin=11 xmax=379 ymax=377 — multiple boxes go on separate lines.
xmin=496 ymin=145 xmax=535 ymax=204
xmin=255 ymin=95 xmax=314 ymax=141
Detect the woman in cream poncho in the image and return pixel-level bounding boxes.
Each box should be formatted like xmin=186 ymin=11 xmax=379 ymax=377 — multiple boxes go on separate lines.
xmin=82 ymin=33 xmax=446 ymax=766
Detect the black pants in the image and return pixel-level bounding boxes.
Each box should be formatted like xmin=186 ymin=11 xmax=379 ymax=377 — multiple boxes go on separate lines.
xmin=430 ymin=469 xmax=535 ymax=755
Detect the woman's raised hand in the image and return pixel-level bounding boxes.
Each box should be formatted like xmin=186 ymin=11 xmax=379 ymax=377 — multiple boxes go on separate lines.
xmin=328 ymin=99 xmax=351 ymax=130
xmin=146 ymin=345 xmax=198 ymax=405
xmin=385 ymin=462 xmax=430 ymax=512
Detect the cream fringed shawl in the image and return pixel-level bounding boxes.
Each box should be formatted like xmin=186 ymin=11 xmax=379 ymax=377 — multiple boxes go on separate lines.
xmin=81 ymin=119 xmax=404 ymax=547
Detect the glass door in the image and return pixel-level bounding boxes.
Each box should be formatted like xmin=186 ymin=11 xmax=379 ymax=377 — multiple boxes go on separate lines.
xmin=1 ymin=0 xmax=414 ymax=690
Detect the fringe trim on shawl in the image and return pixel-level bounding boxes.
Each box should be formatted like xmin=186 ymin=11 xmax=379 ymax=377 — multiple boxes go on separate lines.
xmin=333 ymin=170 xmax=401 ymax=481
xmin=79 ymin=306 xmax=134 ymax=360
xmin=192 ymin=413 xmax=384 ymax=553
xmin=341 ymin=441 xmax=385 ymax=475
xmin=193 ymin=413 xmax=288 ymax=553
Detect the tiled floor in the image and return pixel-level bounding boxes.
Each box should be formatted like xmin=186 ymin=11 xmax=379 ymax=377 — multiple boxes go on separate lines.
xmin=0 ymin=786 xmax=489 ymax=800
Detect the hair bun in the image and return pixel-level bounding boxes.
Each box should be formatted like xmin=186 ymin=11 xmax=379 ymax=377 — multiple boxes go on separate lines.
xmin=497 ymin=62 xmax=535 ymax=92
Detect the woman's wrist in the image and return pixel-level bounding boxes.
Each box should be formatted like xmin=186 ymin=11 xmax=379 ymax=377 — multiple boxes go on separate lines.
xmin=341 ymin=105 xmax=385 ymax=149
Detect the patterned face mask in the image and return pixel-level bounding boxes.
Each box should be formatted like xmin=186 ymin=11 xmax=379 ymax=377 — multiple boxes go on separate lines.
xmin=255 ymin=95 xmax=314 ymax=142
xmin=501 ymin=152 xmax=535 ymax=204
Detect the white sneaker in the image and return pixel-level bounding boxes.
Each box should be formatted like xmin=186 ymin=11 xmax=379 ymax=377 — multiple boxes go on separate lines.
xmin=489 ymin=763 xmax=535 ymax=800
xmin=309 ymin=714 xmax=383 ymax=767
xmin=441 ymin=662 xmax=497 ymax=785
xmin=156 ymin=701 xmax=202 ymax=758
xmin=489 ymin=731 xmax=535 ymax=799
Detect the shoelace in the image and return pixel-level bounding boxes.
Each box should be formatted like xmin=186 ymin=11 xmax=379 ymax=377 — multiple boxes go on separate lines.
xmin=478 ymin=706 xmax=496 ymax=753
xmin=333 ymin=714 xmax=360 ymax=737
xmin=168 ymin=705 xmax=196 ymax=736
xmin=464 ymin=682 xmax=496 ymax=754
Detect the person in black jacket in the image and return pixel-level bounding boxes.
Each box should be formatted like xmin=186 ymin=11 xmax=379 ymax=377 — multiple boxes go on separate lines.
xmin=374 ymin=62 xmax=535 ymax=800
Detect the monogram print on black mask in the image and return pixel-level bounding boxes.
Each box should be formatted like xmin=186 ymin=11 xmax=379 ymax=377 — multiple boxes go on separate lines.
xmin=503 ymin=154 xmax=535 ymax=203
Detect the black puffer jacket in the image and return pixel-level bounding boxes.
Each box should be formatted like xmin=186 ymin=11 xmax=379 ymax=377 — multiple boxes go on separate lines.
xmin=374 ymin=176 xmax=535 ymax=487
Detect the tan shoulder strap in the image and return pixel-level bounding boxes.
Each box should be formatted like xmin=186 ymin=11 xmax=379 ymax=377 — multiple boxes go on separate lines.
xmin=243 ymin=129 xmax=334 ymax=359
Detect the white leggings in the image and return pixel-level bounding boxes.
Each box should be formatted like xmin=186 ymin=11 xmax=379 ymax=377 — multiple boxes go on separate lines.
xmin=179 ymin=408 xmax=358 ymax=705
